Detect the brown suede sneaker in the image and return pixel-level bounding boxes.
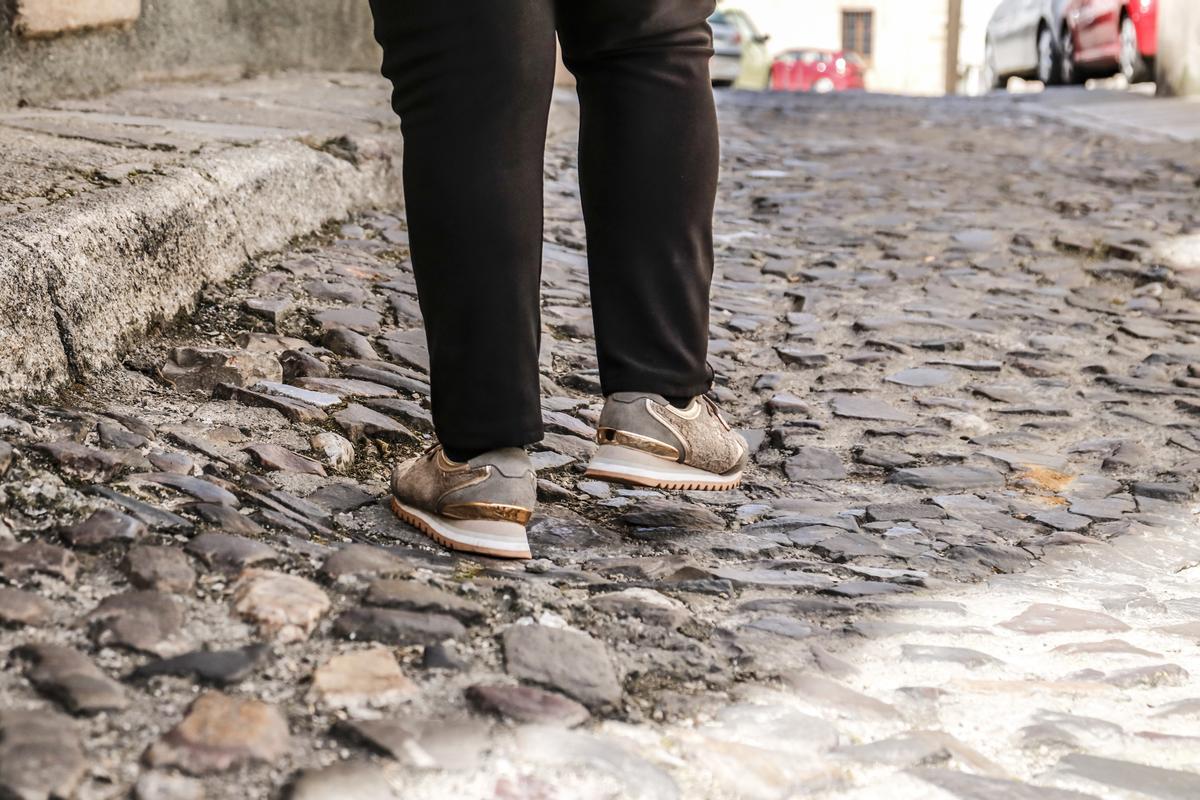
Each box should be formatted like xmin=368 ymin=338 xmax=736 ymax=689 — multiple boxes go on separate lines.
xmin=585 ymin=393 xmax=748 ymax=490
xmin=391 ymin=445 xmax=536 ymax=559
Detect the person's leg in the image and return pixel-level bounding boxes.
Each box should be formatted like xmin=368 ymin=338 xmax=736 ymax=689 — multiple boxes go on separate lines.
xmin=368 ymin=1 xmax=557 ymax=456
xmin=556 ymin=0 xmax=720 ymax=400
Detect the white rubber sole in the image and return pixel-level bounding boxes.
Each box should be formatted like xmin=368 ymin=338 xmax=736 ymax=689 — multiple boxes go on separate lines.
xmin=391 ymin=498 xmax=531 ymax=559
xmin=584 ymin=445 xmax=742 ymax=491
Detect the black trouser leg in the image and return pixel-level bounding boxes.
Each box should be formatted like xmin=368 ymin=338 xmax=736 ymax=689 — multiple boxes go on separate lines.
xmin=368 ymin=0 xmax=719 ymax=453
xmin=368 ymin=1 xmax=556 ymax=454
xmin=559 ymin=0 xmax=719 ymax=399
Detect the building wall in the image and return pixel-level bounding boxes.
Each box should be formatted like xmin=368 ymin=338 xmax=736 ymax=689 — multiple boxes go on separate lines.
xmin=0 ymin=0 xmax=381 ymax=108
xmin=1157 ymin=0 xmax=1200 ymax=96
xmin=726 ymin=0 xmax=1001 ymax=95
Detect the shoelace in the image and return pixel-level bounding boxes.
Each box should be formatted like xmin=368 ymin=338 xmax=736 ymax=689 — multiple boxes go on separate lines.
xmin=700 ymin=395 xmax=733 ymax=431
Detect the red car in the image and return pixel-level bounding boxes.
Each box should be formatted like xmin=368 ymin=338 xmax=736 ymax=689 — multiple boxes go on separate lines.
xmin=770 ymin=50 xmax=866 ymax=93
xmin=1062 ymin=0 xmax=1157 ymax=83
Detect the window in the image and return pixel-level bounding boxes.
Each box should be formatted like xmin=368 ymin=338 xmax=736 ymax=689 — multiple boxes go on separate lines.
xmin=729 ymin=10 xmax=764 ymax=42
xmin=842 ymin=10 xmax=874 ymax=60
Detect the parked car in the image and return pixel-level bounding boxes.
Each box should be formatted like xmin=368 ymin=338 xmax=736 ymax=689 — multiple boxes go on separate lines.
xmin=1062 ymin=0 xmax=1157 ymax=83
xmin=770 ymin=50 xmax=866 ymax=93
xmin=709 ymin=10 xmax=743 ymax=86
xmin=709 ymin=9 xmax=772 ymax=89
xmin=984 ymin=0 xmax=1071 ymax=88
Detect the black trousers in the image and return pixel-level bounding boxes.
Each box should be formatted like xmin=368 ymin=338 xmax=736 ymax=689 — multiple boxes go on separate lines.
xmin=369 ymin=0 xmax=719 ymax=453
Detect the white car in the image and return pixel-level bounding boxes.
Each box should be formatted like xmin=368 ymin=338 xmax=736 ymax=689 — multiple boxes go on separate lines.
xmin=985 ymin=0 xmax=1070 ymax=87
xmin=709 ymin=11 xmax=744 ymax=86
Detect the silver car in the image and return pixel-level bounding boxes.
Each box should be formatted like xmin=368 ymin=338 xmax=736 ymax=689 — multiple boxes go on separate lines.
xmin=709 ymin=10 xmax=743 ymax=87
xmin=985 ymin=0 xmax=1070 ymax=87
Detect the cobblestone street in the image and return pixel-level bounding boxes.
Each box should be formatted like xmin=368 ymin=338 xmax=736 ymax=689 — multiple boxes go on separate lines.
xmin=2 ymin=90 xmax=1200 ymax=799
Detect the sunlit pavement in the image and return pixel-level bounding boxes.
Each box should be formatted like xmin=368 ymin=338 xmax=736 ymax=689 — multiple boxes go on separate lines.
xmin=1 ymin=79 xmax=1200 ymax=799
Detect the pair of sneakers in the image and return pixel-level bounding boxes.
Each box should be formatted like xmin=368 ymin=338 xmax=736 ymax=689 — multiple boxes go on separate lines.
xmin=390 ymin=392 xmax=749 ymax=559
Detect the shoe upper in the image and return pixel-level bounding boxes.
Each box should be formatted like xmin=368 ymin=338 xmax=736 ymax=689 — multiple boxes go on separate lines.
xmin=391 ymin=446 xmax=536 ymax=524
xmin=596 ymin=393 xmax=748 ymax=476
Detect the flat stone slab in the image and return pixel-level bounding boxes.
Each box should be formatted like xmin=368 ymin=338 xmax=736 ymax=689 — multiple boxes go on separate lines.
xmin=1000 ymin=603 xmax=1131 ymax=635
xmin=308 ymin=648 xmax=417 ymax=713
xmin=232 ymin=569 xmax=331 ymax=643
xmin=911 ymin=767 xmax=1099 ymax=799
xmin=466 ymin=683 xmax=590 ymax=727
xmin=18 ymin=643 xmax=129 ymax=714
xmin=1056 ymin=753 xmax=1200 ymax=800
xmin=0 ymin=709 xmax=86 ymax=799
xmin=889 ymin=466 xmax=1007 ymax=490
xmin=831 ymin=395 xmax=912 ymax=422
xmin=502 ymin=625 xmax=623 ymax=709
xmin=146 ymin=691 xmax=291 ymax=775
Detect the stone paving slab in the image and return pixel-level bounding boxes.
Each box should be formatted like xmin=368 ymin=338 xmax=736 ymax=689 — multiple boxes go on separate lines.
xmin=1014 ymin=88 xmax=1200 ymax=143
xmin=0 ymin=89 xmax=1199 ymax=798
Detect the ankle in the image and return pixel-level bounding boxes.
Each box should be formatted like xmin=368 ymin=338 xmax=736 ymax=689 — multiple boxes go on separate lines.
xmin=441 ymin=446 xmax=488 ymax=464
xmin=662 ymin=395 xmax=695 ymax=410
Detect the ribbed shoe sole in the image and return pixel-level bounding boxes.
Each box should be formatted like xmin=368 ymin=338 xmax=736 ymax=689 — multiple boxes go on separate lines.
xmin=584 ymin=444 xmax=742 ymax=491
xmin=391 ymin=497 xmax=531 ymax=559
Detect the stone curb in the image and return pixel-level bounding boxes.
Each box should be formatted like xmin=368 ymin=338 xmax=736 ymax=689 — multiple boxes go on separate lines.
xmin=0 ymin=133 xmax=402 ymax=397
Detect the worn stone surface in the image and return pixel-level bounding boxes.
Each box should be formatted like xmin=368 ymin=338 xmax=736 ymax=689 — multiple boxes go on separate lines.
xmin=0 ymin=586 xmax=53 ymax=626
xmin=162 ymin=347 xmax=282 ymax=394
xmin=63 ymin=507 xmax=147 ymax=549
xmin=146 ymin=692 xmax=291 ymax=775
xmin=0 ymin=709 xmax=86 ymax=800
xmin=1 ymin=88 xmax=1199 ymax=799
xmin=86 ymin=590 xmax=189 ymax=656
xmin=0 ymin=540 xmax=79 ymax=583
xmin=232 ymin=569 xmax=330 ymax=643
xmin=321 ymin=544 xmax=412 ymax=584
xmin=309 ymin=648 xmax=418 ymax=713
xmin=337 ymin=717 xmax=491 ymax=771
xmin=132 ymin=644 xmax=269 ymax=687
xmin=363 ymin=579 xmax=486 ymax=624
xmin=186 ymin=533 xmax=277 ymax=570
xmin=466 ymin=683 xmax=590 ymax=727
xmin=334 ymin=404 xmax=415 ymax=443
xmin=1000 ymin=604 xmax=1131 ymax=635
xmin=133 ymin=771 xmax=206 ymax=800
xmin=244 ymin=443 xmax=327 ymax=476
xmin=18 ymin=643 xmax=128 ymax=714
xmin=14 ymin=0 xmax=142 ymax=38
xmin=124 ymin=545 xmax=197 ymax=593
xmin=288 ymin=761 xmax=397 ymax=800
xmin=334 ymin=607 xmax=466 ymax=646
xmin=502 ymin=625 xmax=623 ymax=709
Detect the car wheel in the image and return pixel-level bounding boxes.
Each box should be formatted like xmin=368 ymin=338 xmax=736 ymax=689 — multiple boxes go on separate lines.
xmin=1120 ymin=16 xmax=1151 ymax=83
xmin=984 ymin=40 xmax=1004 ymax=90
xmin=1036 ymin=26 xmax=1061 ymax=85
xmin=1060 ymin=27 xmax=1080 ymax=84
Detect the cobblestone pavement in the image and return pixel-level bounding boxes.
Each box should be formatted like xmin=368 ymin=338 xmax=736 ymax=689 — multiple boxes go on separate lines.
xmin=1 ymin=91 xmax=1200 ymax=800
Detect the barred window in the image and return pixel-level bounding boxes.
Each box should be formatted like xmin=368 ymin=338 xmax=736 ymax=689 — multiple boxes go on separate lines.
xmin=842 ymin=10 xmax=874 ymax=60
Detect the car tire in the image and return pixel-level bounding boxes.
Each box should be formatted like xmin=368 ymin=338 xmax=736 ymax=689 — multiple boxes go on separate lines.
xmin=1120 ymin=16 xmax=1151 ymax=84
xmin=1036 ymin=26 xmax=1062 ymax=85
xmin=1060 ymin=26 xmax=1080 ymax=85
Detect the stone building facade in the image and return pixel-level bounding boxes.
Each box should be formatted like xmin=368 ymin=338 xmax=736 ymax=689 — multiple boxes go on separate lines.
xmin=0 ymin=0 xmax=381 ymax=108
xmin=728 ymin=0 xmax=999 ymax=95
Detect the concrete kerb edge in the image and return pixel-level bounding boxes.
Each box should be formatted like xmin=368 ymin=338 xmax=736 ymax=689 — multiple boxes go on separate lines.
xmin=0 ymin=134 xmax=402 ymax=398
